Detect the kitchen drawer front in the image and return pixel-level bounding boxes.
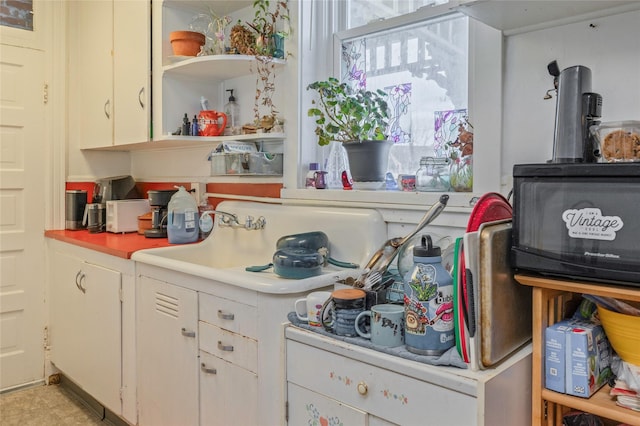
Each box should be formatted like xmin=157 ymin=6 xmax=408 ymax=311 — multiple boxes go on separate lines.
xmin=286 ymin=340 xmax=477 ymax=426
xmin=199 ymin=292 xmax=257 ymax=339
xmin=288 ymin=382 xmax=368 ymax=426
xmin=199 ymin=321 xmax=257 ymax=374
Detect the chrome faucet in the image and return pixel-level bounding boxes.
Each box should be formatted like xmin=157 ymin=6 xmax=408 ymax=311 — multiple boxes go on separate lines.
xmin=199 ymin=210 xmax=266 ymax=230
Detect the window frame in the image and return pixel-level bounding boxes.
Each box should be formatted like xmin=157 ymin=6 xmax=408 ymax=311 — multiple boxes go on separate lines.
xmin=283 ymin=1 xmax=503 ymax=209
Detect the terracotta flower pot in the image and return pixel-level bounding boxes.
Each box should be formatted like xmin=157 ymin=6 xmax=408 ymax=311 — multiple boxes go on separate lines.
xmin=169 ymin=31 xmax=205 ymax=56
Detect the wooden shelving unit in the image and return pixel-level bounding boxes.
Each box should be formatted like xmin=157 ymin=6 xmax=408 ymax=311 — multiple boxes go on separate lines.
xmin=515 ymin=274 xmax=640 ymax=426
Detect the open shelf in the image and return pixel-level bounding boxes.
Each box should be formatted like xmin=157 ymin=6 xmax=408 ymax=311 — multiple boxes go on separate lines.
xmin=163 ymin=54 xmax=286 ymax=79
xmin=541 ymin=387 xmax=640 ymax=426
xmin=516 ymin=274 xmax=640 ymax=426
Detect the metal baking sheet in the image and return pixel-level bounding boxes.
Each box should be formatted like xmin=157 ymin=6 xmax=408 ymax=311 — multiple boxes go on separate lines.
xmin=478 ymin=221 xmax=532 ymax=368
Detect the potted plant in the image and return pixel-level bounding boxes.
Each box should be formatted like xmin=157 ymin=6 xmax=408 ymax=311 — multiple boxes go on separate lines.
xmin=230 ymin=0 xmax=291 ymax=129
xmin=307 ymin=77 xmax=393 ymax=186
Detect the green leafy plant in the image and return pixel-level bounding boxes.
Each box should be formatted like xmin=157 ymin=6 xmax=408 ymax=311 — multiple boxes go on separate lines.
xmin=247 ymin=0 xmax=291 ymax=56
xmin=307 ymin=77 xmax=390 ymax=146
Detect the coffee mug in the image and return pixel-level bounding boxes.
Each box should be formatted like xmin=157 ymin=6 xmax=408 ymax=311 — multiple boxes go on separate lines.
xmin=355 ymin=304 xmax=405 ymax=347
xmin=294 ymin=291 xmax=331 ymax=327
xmin=321 ymin=288 xmax=366 ymax=336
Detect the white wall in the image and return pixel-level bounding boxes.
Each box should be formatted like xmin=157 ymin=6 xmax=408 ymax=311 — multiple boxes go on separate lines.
xmin=501 ymin=10 xmax=640 ymax=191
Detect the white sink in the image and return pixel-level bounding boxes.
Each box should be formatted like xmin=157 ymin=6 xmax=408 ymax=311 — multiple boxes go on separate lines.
xmin=132 ymin=201 xmax=388 ymax=294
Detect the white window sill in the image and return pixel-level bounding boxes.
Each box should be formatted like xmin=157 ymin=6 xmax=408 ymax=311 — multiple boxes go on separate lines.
xmin=281 ymin=188 xmax=480 ymax=211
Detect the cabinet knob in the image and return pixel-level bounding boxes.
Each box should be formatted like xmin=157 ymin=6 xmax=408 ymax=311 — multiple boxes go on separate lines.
xmin=357 ymin=381 xmax=368 ymax=396
xmin=201 ymin=363 xmax=217 ymax=375
xmin=181 ymin=328 xmax=196 ymax=338
xmin=217 ymin=310 xmax=235 ymax=320
xmin=217 ymin=341 xmax=234 ymax=352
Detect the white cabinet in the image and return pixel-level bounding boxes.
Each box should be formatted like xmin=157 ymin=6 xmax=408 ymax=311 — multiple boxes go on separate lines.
xmin=48 ymin=240 xmax=136 ymax=422
xmin=68 ymin=0 xmax=150 ymax=149
xmin=135 ymin=263 xmax=303 ymax=425
xmin=137 ymin=275 xmax=199 ymax=426
xmin=286 ymin=326 xmax=533 ymax=426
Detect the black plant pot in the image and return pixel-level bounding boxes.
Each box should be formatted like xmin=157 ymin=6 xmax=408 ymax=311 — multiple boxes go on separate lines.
xmin=343 ymin=139 xmax=393 ymax=184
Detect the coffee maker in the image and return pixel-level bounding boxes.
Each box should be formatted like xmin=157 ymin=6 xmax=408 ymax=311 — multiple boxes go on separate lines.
xmin=144 ymin=189 xmax=177 ymax=238
xmin=548 ymin=62 xmax=602 ymax=163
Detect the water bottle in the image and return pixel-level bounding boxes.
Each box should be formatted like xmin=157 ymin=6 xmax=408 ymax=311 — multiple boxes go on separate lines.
xmin=403 ymin=234 xmax=454 ymax=355
xmin=167 ymin=186 xmax=199 ymax=244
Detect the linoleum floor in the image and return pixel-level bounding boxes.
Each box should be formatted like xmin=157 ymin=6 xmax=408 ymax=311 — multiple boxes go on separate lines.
xmin=0 ymin=383 xmax=113 ymax=426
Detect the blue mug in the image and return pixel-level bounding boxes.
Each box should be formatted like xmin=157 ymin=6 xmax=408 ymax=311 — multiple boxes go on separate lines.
xmin=355 ymin=304 xmax=404 ymax=347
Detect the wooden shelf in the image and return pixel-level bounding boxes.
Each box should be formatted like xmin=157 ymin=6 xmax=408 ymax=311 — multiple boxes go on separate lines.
xmin=542 ymin=387 xmax=640 ymax=426
xmin=515 ymin=273 xmax=640 ymax=426
xmin=516 ymin=274 xmax=640 ymax=303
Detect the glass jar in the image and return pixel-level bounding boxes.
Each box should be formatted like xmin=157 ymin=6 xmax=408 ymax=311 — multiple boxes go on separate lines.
xmin=416 ymin=157 xmax=450 ymax=192
xmin=449 ymin=155 xmax=473 ymax=192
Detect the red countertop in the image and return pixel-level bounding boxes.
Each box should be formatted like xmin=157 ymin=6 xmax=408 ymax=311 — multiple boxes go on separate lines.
xmin=45 ymin=230 xmax=174 ymax=259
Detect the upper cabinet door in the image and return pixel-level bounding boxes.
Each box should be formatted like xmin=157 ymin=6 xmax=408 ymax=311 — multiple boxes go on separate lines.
xmin=113 ymin=0 xmax=151 ymax=146
xmin=75 ymin=0 xmax=114 ymax=149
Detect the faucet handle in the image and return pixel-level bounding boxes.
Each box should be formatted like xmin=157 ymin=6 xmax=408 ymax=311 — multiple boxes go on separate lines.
xmin=245 ymin=215 xmax=254 ymax=228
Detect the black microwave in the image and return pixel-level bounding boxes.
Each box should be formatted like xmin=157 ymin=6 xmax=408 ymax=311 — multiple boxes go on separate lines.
xmin=511 ymin=163 xmax=640 ymax=287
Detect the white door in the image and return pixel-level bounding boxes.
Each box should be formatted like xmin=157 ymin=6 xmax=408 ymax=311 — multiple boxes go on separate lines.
xmin=0 ymin=43 xmax=47 ymax=389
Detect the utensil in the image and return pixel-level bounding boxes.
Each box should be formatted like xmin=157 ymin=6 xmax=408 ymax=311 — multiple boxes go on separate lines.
xmin=356 ymin=194 xmax=449 ymax=287
xmin=362 ymin=271 xmax=382 ymax=290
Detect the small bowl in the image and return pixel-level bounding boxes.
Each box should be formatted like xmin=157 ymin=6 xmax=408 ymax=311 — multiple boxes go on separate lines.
xmin=169 ymin=31 xmax=205 ymax=56
xmin=597 ymin=305 xmax=640 ymax=365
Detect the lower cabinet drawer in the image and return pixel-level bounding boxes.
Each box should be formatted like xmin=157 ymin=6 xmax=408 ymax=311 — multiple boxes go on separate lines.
xmin=199 ymin=321 xmax=258 ymax=374
xmin=286 ymin=340 xmax=477 ymax=426
xmin=199 ymin=292 xmax=257 ymax=339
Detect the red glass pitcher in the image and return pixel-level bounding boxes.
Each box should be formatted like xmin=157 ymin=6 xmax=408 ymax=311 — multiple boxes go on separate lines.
xmin=197 ymin=110 xmax=228 ymax=136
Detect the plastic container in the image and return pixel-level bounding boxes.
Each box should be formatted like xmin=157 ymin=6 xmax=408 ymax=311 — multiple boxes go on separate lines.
xmin=590 ymin=120 xmax=640 ymax=162
xmin=224 ymin=89 xmax=240 ymax=133
xmin=167 ymin=186 xmax=199 ymax=244
xmin=403 ymin=234 xmax=454 ymax=355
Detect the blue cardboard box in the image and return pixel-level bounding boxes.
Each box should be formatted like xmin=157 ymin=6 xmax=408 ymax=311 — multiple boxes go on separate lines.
xmin=566 ymin=321 xmax=612 ymax=398
xmin=545 ymin=320 xmax=574 ymax=393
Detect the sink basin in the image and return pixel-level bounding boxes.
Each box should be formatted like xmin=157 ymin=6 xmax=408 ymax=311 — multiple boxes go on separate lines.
xmin=132 ymin=201 xmax=388 ymax=293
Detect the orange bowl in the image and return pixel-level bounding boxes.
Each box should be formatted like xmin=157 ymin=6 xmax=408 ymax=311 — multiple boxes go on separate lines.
xmin=597 ymin=305 xmax=640 ymax=365
xmin=169 ymin=31 xmax=205 ymax=56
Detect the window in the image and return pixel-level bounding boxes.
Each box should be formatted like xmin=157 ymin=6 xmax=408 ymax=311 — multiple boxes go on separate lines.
xmin=0 ymin=0 xmax=33 ymax=31
xmin=338 ymin=9 xmax=468 ymax=177
xmin=291 ymin=0 xmax=503 ymax=203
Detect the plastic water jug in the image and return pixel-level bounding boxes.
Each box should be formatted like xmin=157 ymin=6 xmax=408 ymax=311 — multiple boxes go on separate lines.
xmin=167 ymin=186 xmax=199 ymax=244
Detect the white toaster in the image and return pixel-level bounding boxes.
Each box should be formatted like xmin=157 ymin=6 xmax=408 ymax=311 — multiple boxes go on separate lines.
xmin=106 ymin=199 xmax=150 ymax=233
